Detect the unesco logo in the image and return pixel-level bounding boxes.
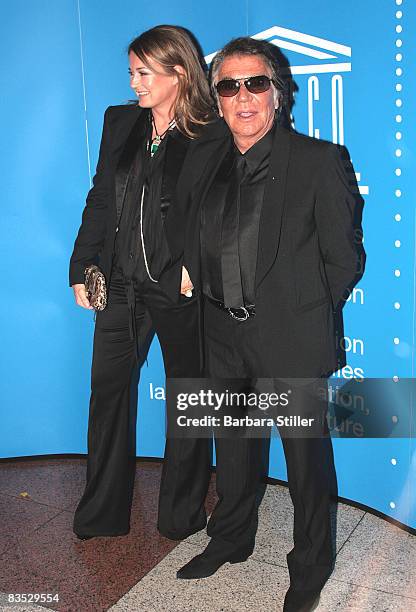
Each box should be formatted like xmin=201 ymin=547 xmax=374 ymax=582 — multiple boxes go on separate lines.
xmin=205 ymin=25 xmax=368 ymax=196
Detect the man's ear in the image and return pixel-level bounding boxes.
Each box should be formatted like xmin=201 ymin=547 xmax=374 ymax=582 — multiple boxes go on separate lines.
xmin=273 ymin=87 xmax=280 ymax=111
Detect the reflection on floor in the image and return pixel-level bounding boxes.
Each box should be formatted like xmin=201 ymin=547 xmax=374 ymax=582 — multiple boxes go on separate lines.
xmin=0 ymin=459 xmax=415 ymax=611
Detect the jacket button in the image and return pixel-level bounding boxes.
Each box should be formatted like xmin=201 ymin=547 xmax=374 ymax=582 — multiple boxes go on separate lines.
xmin=115 ymin=226 xmax=119 ymax=232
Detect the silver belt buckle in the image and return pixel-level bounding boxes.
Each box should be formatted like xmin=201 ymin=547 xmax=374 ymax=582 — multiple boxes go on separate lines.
xmin=228 ymin=306 xmax=249 ymax=321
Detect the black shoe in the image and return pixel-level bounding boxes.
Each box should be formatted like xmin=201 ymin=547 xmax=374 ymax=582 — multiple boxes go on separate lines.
xmin=176 ymin=547 xmax=251 ymax=579
xmin=74 ymin=528 xmax=129 ymax=540
xmin=283 ymin=587 xmax=321 ymax=612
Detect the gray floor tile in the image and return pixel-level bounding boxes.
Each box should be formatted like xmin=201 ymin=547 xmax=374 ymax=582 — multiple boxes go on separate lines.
xmin=109 ymin=537 xmax=416 ymax=612
xmin=332 ymin=513 xmax=416 ymax=599
xmin=318 ymin=577 xmax=416 ymax=612
xmin=109 ymin=541 xmax=289 ymax=612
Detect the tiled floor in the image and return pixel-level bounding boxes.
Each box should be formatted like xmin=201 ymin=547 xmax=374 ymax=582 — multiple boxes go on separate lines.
xmin=0 ymin=459 xmax=415 ymax=612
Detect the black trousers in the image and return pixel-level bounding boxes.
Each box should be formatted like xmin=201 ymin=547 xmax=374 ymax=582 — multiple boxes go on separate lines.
xmin=198 ymin=299 xmax=336 ymax=591
xmin=73 ymin=268 xmax=205 ymax=537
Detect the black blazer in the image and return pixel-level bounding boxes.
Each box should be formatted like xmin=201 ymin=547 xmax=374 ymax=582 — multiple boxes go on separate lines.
xmin=177 ymin=121 xmax=365 ymax=378
xmin=69 ymin=104 xmax=214 ymax=302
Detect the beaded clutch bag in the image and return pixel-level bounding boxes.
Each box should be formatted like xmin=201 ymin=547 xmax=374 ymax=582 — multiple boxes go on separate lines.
xmin=84 ymin=265 xmax=107 ymax=311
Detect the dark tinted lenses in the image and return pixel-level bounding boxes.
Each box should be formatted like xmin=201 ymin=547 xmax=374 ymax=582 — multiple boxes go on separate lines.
xmin=246 ymin=75 xmax=272 ymax=93
xmin=216 ymin=79 xmax=240 ymax=97
xmin=216 ymin=75 xmax=272 ymax=97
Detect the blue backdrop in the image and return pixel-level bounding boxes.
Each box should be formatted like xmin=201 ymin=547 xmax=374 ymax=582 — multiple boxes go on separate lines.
xmin=1 ymin=0 xmax=415 ymax=530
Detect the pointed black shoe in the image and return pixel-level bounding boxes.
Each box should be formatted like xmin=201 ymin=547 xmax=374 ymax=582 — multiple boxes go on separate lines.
xmin=176 ymin=547 xmax=251 ymax=580
xmin=283 ymin=587 xmax=321 ymax=612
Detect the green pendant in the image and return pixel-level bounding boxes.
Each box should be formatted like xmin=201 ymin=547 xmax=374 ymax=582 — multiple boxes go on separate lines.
xmin=151 ymin=135 xmax=161 ymax=157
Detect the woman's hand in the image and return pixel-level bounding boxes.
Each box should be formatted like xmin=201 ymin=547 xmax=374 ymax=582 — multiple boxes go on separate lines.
xmin=180 ymin=266 xmax=194 ymax=297
xmin=72 ymin=284 xmax=94 ymax=309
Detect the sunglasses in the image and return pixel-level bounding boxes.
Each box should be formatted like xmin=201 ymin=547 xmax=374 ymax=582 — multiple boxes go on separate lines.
xmin=215 ymin=75 xmax=275 ymax=97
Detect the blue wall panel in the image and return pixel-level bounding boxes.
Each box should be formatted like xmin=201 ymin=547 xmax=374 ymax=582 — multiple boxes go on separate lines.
xmin=1 ymin=0 xmax=90 ymax=455
xmin=0 ymin=0 xmax=414 ymax=529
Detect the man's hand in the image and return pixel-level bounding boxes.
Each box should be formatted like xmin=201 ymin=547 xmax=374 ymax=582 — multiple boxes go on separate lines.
xmin=180 ymin=266 xmax=194 ymax=297
xmin=72 ymin=284 xmax=94 ymax=309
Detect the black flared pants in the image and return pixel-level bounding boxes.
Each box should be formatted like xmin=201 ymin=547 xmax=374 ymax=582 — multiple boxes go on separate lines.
xmin=73 ymin=269 xmax=206 ymax=538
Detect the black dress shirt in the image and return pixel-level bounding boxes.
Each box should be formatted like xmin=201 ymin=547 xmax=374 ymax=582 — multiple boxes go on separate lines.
xmin=113 ymin=110 xmax=173 ymax=285
xmin=201 ymin=123 xmax=275 ymax=306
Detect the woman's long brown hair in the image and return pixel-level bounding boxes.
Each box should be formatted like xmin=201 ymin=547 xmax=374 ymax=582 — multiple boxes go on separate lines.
xmin=128 ymin=25 xmax=214 ymax=138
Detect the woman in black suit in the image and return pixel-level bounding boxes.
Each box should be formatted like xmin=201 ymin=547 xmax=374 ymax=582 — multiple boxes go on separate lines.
xmin=69 ymin=25 xmax=214 ymax=540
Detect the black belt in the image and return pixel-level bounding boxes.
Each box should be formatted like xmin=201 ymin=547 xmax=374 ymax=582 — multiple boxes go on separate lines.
xmin=207 ymin=297 xmax=256 ymax=321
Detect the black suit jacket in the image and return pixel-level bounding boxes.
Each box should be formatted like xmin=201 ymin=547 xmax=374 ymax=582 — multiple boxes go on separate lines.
xmin=177 ymin=120 xmax=365 ymax=378
xmin=69 ymin=104 xmax=211 ymax=302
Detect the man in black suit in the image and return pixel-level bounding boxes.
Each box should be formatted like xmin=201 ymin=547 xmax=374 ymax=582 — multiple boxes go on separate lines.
xmin=174 ymin=38 xmax=364 ymax=612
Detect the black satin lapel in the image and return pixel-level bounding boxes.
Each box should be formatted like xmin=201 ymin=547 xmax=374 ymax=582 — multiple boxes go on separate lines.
xmin=115 ymin=110 xmax=149 ymax=225
xmin=255 ymin=126 xmax=292 ymax=288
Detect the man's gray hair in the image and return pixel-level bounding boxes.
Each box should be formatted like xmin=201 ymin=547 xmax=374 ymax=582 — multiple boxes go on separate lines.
xmin=209 ymin=37 xmax=287 ymax=108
